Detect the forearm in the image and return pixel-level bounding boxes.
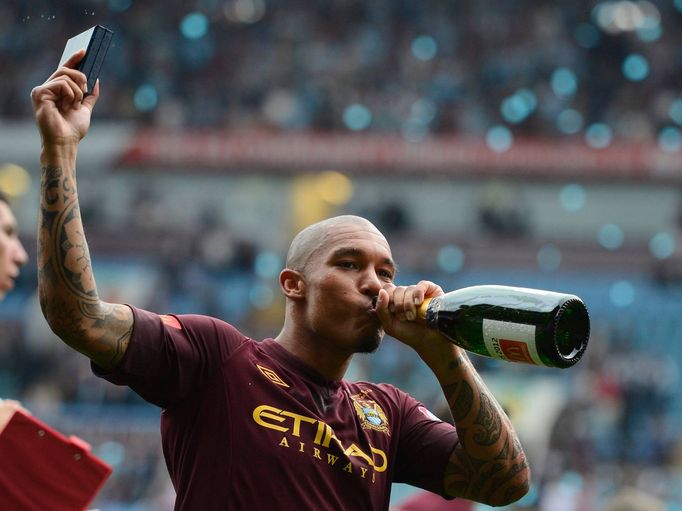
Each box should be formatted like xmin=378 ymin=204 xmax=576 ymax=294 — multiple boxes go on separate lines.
xmin=38 ymin=144 xmax=132 ymax=369
xmin=422 ymin=345 xmax=530 ymax=506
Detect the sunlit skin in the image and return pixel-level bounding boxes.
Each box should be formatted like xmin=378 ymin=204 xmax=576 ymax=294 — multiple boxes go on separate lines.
xmin=0 ymin=200 xmax=28 ymax=300
xmin=276 ymin=219 xmax=398 ymax=380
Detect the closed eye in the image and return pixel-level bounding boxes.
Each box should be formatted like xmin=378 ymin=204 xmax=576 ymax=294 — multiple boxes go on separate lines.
xmin=338 ymin=261 xmax=358 ymax=269
xmin=378 ymin=269 xmax=394 ymax=281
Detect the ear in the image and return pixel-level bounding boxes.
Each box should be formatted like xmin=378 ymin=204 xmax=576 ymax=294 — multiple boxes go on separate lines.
xmin=279 ymin=268 xmax=305 ymax=300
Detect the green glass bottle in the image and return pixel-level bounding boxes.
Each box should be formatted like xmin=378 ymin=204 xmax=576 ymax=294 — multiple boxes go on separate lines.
xmin=417 ymin=285 xmax=590 ymax=368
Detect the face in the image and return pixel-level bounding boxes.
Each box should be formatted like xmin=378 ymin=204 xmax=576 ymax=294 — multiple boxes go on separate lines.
xmin=301 ymin=221 xmax=396 ymax=355
xmin=0 ymin=201 xmax=28 ymax=300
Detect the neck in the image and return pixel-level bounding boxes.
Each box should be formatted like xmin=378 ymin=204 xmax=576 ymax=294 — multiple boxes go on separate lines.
xmin=275 ymin=318 xmax=353 ymax=382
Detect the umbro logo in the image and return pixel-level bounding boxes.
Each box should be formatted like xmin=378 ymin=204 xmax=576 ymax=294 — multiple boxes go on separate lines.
xmin=256 ymin=364 xmax=290 ymax=388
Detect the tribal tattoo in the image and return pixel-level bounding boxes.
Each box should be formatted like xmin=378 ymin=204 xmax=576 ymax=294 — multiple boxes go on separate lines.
xmin=440 ymin=352 xmax=530 ymax=505
xmin=38 ymin=165 xmax=132 ymax=369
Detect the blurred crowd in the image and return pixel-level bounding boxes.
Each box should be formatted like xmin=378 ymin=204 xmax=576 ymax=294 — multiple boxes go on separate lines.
xmin=3 ymin=0 xmax=682 ymax=509
xmin=2 ymin=0 xmax=682 ymax=142
xmin=3 ymin=219 xmax=682 ymax=509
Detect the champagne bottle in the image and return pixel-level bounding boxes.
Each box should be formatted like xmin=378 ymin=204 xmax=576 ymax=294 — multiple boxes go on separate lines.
xmin=417 ymin=285 xmax=590 ymax=368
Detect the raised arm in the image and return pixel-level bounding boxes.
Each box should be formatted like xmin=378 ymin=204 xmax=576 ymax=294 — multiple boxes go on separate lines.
xmin=31 ymin=51 xmax=133 ymax=370
xmin=376 ymin=282 xmax=530 ymax=506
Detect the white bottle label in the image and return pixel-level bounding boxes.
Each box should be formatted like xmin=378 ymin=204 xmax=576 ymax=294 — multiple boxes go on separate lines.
xmin=482 ymin=319 xmax=546 ymax=366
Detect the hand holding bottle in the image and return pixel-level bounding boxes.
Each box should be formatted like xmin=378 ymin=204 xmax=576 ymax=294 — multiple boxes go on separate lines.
xmin=375 ymin=280 xmax=463 ymax=355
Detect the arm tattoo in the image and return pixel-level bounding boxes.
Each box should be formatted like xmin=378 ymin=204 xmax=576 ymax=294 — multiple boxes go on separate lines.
xmin=39 ymin=165 xmax=132 ymax=369
xmin=440 ymin=353 xmax=530 ymax=505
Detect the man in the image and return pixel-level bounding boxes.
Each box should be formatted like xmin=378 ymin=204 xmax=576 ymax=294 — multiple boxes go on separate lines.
xmin=31 ymin=51 xmax=530 ymax=510
xmin=0 ymin=191 xmax=29 ymax=424
xmin=0 ymin=191 xmax=28 ymax=301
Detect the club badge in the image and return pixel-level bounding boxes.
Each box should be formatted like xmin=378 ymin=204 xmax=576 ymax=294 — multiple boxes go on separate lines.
xmin=351 ymin=392 xmax=390 ymax=435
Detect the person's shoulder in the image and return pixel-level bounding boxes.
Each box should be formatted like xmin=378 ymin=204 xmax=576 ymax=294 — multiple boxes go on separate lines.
xmin=170 ymin=312 xmax=237 ymax=331
xmin=132 ymin=306 xmax=253 ymax=347
xmin=174 ymin=313 xmax=254 ymax=344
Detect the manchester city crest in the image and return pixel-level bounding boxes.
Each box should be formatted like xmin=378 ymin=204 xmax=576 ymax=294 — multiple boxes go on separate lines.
xmin=351 ymin=393 xmax=390 ymax=435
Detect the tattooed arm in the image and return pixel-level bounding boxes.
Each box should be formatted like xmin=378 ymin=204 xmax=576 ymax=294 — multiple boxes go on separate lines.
xmin=31 ymin=51 xmax=133 ymax=370
xmin=377 ymin=281 xmax=530 ymax=506
xmin=431 ymin=349 xmax=530 ymax=505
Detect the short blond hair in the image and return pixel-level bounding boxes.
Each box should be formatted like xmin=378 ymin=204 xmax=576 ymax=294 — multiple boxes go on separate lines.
xmin=285 ymin=215 xmax=382 ymax=273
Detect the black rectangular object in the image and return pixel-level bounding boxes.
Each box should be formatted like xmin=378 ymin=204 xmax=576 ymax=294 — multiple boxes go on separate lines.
xmin=58 ymin=25 xmax=114 ymax=93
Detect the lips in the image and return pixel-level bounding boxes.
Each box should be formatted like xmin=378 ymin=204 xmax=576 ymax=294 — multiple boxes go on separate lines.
xmin=365 ymin=305 xmax=382 ymax=327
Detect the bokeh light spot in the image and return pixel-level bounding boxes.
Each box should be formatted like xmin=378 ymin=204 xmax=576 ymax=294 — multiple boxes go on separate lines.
xmin=557 ymin=109 xmax=584 ymax=134
xmin=597 ymin=224 xmax=624 ymax=250
xmin=411 ymin=98 xmax=437 ymax=124
xmin=0 ymin=163 xmax=31 ymax=197
xmin=343 ymin=104 xmax=372 ymax=131
xmin=585 ymin=122 xmax=613 ymax=149
xmin=559 ymin=184 xmax=586 ymax=212
xmin=254 ymin=251 xmax=282 ymax=279
xmin=180 ymin=12 xmax=209 ymax=40
xmin=551 ymin=68 xmax=578 ymax=99
xmin=658 ymin=126 xmax=682 ymax=153
xmin=637 ymin=22 xmax=661 ymax=42
xmin=315 ymin=171 xmax=353 ymax=205
xmin=649 ymin=232 xmax=676 ymax=259
xmin=95 ymin=441 xmax=126 ymax=467
xmin=133 ymin=84 xmax=158 ymax=112
xmin=501 ymin=90 xmax=536 ymax=124
xmin=411 ymin=35 xmax=438 ymax=61
xmin=224 ymin=0 xmax=266 ymax=23
xmin=622 ymin=53 xmax=649 ymax=81
xmin=437 ymin=245 xmax=464 ymax=273
xmin=486 ymin=125 xmax=513 ymax=153
xmin=609 ymin=280 xmax=635 ymax=307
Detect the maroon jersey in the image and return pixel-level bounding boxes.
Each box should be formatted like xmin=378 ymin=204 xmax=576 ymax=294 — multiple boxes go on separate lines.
xmin=94 ymin=306 xmax=459 ymax=510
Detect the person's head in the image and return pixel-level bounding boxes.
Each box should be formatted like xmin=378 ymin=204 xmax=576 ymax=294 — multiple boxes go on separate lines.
xmin=280 ymin=215 xmax=396 ymax=355
xmin=0 ymin=192 xmax=28 ymax=300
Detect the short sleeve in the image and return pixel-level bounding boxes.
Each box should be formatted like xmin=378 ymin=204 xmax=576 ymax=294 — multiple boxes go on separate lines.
xmin=92 ymin=305 xmax=247 ymax=408
xmin=394 ymin=393 xmax=459 ymax=498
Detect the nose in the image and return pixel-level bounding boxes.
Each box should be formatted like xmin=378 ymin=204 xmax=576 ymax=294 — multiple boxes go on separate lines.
xmin=359 ymin=267 xmax=383 ymax=297
xmin=14 ymin=239 xmax=28 ymax=267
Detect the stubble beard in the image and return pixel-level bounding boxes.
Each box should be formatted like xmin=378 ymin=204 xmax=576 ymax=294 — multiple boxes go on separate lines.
xmin=355 ymin=328 xmax=384 ymax=354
